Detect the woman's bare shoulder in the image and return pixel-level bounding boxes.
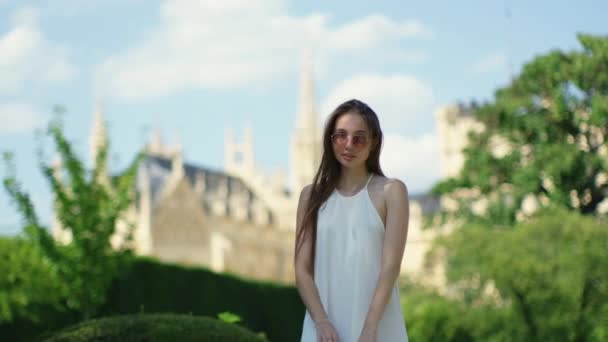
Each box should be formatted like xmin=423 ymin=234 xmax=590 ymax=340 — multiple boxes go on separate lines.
xmin=371 ymin=175 xmax=408 ymax=198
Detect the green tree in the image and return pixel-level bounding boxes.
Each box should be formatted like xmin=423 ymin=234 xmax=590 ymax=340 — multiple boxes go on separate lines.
xmin=429 ymin=208 xmax=608 ymax=341
xmin=2 ymin=110 xmax=143 ymax=320
xmin=432 ymin=34 xmax=608 ymax=226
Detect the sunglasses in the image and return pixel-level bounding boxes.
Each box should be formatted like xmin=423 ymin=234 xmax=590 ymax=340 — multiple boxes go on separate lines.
xmin=330 ymin=131 xmax=370 ymax=149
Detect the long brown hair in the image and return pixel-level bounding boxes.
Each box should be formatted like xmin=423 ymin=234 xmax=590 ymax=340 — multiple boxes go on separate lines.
xmin=295 ymin=99 xmax=385 ymax=270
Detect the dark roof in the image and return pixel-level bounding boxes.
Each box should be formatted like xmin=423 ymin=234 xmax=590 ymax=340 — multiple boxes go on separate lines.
xmin=453 ymin=100 xmax=482 ymax=118
xmin=409 ymin=192 xmax=440 ymax=215
xmin=141 ymin=155 xmax=255 ymax=207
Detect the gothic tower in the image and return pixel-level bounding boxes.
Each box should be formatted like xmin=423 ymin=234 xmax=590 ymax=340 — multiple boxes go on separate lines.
xmin=89 ymin=101 xmax=111 ymax=187
xmin=90 ymin=102 xmax=108 ymax=170
xmin=289 ymin=54 xmax=322 ymax=195
xmin=224 ymin=124 xmax=255 ymax=177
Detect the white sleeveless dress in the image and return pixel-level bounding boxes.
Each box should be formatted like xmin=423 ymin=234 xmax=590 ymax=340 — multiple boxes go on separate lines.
xmin=300 ymin=174 xmax=409 ymax=341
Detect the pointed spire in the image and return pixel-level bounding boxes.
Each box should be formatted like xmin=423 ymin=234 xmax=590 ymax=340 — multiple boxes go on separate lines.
xmin=243 ymin=123 xmax=255 ymax=172
xmin=149 ymin=128 xmax=163 ymax=154
xmin=296 ymin=50 xmax=318 ymax=132
xmin=147 ymin=113 xmax=167 ymax=156
xmin=290 ymin=50 xmax=323 ymax=196
xmin=170 ymin=130 xmax=184 ymax=180
xmin=89 ymin=101 xmax=108 ymax=168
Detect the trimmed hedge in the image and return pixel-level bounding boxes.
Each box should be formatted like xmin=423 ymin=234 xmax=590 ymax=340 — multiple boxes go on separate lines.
xmin=0 ymin=242 xmax=306 ymax=341
xmin=98 ymin=257 xmax=305 ymax=342
xmin=40 ymin=313 xmax=267 ymax=341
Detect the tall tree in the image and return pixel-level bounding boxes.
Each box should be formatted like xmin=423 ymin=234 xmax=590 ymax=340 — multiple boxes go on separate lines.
xmin=2 ymin=109 xmax=143 ymax=319
xmin=432 ymin=34 xmax=608 ymax=226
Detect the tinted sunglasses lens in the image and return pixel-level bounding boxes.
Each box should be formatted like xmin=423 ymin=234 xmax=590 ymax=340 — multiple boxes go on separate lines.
xmin=332 ymin=133 xmax=346 ymax=145
xmin=353 ymin=136 xmax=367 ymax=147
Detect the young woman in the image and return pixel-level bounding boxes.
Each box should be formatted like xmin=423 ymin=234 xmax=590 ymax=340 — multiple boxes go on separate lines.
xmin=295 ymin=99 xmax=410 ymax=342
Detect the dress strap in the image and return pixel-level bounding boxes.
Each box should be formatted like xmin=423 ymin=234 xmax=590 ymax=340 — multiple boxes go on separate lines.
xmin=365 ymin=173 xmax=374 ymax=188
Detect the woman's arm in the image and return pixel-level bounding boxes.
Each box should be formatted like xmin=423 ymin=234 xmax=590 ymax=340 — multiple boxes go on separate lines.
xmin=294 ymin=185 xmax=329 ymax=324
xmin=361 ymin=179 xmax=410 ymax=331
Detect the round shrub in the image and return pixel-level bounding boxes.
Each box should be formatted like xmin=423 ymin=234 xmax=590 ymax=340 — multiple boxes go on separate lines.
xmin=41 ymin=313 xmax=267 ymax=342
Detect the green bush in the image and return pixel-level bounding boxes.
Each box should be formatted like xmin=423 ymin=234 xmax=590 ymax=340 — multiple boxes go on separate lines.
xmin=0 ymin=236 xmax=80 ymax=341
xmin=0 ymin=236 xmax=64 ymax=323
xmin=40 ymin=313 xmax=267 ymax=342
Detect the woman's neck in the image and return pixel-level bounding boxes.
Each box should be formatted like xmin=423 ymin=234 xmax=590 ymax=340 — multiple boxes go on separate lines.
xmin=338 ymin=167 xmax=371 ymax=192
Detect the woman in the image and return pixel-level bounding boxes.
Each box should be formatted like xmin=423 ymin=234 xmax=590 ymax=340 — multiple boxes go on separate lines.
xmin=295 ymin=99 xmax=410 ymax=342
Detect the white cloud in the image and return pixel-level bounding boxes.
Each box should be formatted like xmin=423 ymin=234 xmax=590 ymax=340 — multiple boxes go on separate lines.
xmin=0 ymin=102 xmax=48 ymax=135
xmin=0 ymin=6 xmax=77 ymax=94
xmin=380 ymin=132 xmax=441 ymax=194
xmin=328 ymin=14 xmax=433 ymax=52
xmin=320 ymin=74 xmax=434 ymax=135
xmin=9 ymin=6 xmax=41 ymax=25
xmin=469 ymin=51 xmax=507 ymax=74
xmin=95 ymin=0 xmax=433 ymax=100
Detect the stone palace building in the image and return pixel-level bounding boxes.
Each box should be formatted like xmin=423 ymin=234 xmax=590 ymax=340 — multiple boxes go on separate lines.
xmin=52 ymin=64 xmax=487 ymax=288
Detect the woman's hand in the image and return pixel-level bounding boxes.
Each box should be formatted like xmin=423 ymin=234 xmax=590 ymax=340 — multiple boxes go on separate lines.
xmin=357 ymin=324 xmax=377 ymax=342
xmin=316 ymin=319 xmax=339 ymax=342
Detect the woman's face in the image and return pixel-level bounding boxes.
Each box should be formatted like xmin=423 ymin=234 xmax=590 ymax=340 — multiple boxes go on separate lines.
xmin=331 ymin=112 xmax=373 ymax=169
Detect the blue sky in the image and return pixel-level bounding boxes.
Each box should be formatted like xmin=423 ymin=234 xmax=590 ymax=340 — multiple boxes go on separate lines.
xmin=1 ymin=0 xmax=606 ymax=235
